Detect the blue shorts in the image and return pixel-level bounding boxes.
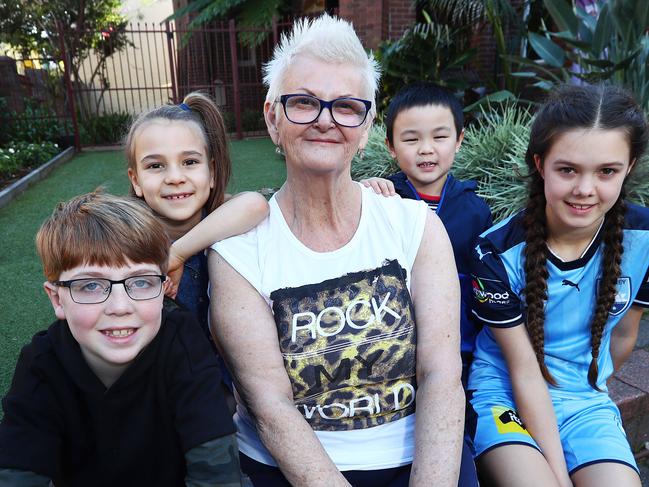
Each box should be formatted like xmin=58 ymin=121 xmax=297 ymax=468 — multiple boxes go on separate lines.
xmin=468 ymin=388 xmax=638 ymax=475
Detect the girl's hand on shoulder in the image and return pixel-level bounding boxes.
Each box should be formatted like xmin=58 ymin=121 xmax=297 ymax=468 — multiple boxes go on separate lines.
xmin=360 ymin=177 xmax=396 ymax=197
xmin=165 ymin=248 xmax=185 ymax=299
xmin=230 ymin=191 xmax=270 ymax=222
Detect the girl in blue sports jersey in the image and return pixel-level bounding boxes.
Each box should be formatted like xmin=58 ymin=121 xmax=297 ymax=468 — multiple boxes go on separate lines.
xmin=468 ymin=84 xmax=649 ymax=487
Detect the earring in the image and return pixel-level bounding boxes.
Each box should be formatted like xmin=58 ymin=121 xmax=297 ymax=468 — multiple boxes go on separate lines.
xmin=357 ymin=147 xmax=365 ymax=160
xmin=275 ymin=145 xmax=284 ymax=156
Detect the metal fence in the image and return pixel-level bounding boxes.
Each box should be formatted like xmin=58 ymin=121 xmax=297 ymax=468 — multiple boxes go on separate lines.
xmin=73 ymin=19 xmax=294 ymax=141
xmin=3 ymin=19 xmax=294 ymax=149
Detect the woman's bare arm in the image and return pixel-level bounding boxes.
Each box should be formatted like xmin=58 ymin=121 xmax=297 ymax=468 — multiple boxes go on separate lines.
xmin=408 ymin=212 xmax=465 ymax=486
xmin=208 ymin=250 xmax=350 ymax=487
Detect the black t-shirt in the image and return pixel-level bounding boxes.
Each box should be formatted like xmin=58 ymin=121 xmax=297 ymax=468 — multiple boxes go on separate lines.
xmin=0 ymin=309 xmax=235 ymax=487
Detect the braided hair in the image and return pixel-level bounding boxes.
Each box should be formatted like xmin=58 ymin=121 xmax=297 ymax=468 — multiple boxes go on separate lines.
xmin=523 ymin=84 xmax=648 ymax=389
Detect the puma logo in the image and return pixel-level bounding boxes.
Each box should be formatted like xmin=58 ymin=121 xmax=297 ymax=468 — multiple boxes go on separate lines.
xmin=475 ymin=245 xmax=492 ymax=261
xmin=562 ymin=279 xmax=580 ymax=291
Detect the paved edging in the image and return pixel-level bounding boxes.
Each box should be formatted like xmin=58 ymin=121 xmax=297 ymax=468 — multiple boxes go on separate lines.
xmin=610 ymin=348 xmax=649 ymax=454
xmin=0 ymin=147 xmax=75 ymax=210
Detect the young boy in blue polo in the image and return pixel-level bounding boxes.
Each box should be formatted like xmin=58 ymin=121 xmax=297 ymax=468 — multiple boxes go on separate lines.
xmin=365 ymin=82 xmax=492 ymax=383
xmin=0 ymin=192 xmax=241 ymax=487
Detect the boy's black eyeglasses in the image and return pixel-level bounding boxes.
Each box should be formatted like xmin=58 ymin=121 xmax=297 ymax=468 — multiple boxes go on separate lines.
xmin=278 ymin=94 xmax=371 ymax=128
xmin=53 ymin=275 xmax=167 ymax=304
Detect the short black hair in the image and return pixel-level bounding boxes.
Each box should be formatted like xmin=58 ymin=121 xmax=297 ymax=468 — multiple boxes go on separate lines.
xmin=385 ymin=82 xmax=464 ymax=144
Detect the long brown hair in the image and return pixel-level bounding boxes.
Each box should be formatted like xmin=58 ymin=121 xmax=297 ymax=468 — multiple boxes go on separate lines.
xmin=523 ymin=84 xmax=647 ymax=389
xmin=125 ymin=92 xmax=231 ymax=213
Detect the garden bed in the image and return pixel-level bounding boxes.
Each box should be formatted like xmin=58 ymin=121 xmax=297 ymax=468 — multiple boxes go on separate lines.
xmin=0 ymin=142 xmax=63 ymax=189
xmin=0 ymin=147 xmax=75 ymax=209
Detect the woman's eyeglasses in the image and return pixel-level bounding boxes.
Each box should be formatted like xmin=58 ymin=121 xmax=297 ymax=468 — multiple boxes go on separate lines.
xmin=278 ymin=94 xmax=371 ymax=128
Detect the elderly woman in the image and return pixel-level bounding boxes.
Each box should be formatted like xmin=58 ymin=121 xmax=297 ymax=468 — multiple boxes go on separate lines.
xmin=209 ymin=14 xmax=468 ymax=487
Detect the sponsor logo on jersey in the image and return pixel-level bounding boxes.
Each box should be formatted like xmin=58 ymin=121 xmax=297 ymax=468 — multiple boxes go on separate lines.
xmin=561 ymin=279 xmax=580 ymax=291
xmin=597 ymin=276 xmax=631 ymax=316
xmin=472 ymin=276 xmax=510 ymax=305
xmin=475 ymin=244 xmax=493 ymax=261
xmin=491 ymin=406 xmax=530 ymax=436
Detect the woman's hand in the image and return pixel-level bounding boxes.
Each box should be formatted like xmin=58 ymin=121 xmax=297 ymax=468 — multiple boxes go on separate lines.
xmin=360 ymin=177 xmax=396 ymax=197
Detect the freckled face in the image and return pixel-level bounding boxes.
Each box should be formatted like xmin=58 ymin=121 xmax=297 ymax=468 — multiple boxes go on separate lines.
xmin=388 ymin=104 xmax=463 ymax=196
xmin=44 ymin=261 xmax=164 ymax=383
xmin=128 ymin=120 xmax=213 ymax=228
xmin=537 ymin=128 xmax=632 ymax=239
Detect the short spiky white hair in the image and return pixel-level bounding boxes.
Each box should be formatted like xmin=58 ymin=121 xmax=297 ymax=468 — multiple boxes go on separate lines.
xmin=263 ymin=14 xmax=381 ymax=120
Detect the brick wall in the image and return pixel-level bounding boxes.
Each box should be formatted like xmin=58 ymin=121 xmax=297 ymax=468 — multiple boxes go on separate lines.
xmin=339 ymin=0 xmax=415 ymax=49
xmin=339 ymin=0 xmax=385 ymax=50
xmin=386 ymin=0 xmax=415 ymax=41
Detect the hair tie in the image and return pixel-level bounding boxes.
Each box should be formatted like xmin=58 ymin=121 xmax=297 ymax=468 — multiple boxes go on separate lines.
xmin=179 ymin=103 xmax=190 ymax=112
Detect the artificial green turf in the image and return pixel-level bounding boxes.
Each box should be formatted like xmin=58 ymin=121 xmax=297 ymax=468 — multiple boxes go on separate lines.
xmin=0 ymin=137 xmax=283 ymax=401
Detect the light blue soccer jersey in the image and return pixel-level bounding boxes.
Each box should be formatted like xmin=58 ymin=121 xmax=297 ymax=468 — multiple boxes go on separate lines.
xmin=468 ymin=203 xmax=649 ymax=396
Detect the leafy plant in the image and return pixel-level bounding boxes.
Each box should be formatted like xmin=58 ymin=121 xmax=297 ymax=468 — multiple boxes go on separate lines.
xmin=453 ymin=104 xmax=532 ymax=221
xmin=0 ymin=98 xmax=63 ymax=146
xmin=79 ymin=112 xmax=132 ymax=146
xmin=350 ymin=123 xmax=397 ymax=182
xmin=0 ymin=142 xmax=60 ymax=179
xmin=221 ymin=111 xmax=236 ymax=133
xmin=418 ymin=0 xmax=523 ymax=92
xmin=511 ymin=0 xmax=649 ymax=109
xmin=167 ymin=0 xmax=293 ymax=47
xmin=375 ymin=13 xmax=477 ymax=114
xmin=0 ymin=1 xmax=133 ymax=120
xmin=241 ymin=109 xmax=266 ymax=132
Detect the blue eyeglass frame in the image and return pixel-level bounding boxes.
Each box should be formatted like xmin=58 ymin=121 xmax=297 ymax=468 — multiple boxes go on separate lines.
xmin=53 ymin=275 xmax=167 ymax=303
xmin=278 ymin=94 xmax=372 ymax=127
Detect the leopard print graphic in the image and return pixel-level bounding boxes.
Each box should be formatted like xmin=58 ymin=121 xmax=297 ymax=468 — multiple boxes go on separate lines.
xmin=270 ymin=259 xmax=417 ymax=431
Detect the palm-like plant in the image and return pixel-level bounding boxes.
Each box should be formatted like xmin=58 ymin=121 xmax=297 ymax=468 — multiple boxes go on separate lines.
xmin=417 ymin=0 xmax=524 ymax=92
xmin=375 ymin=16 xmax=477 ymax=114
xmin=511 ymin=0 xmax=649 ymax=110
xmin=168 ymin=0 xmax=292 ymax=47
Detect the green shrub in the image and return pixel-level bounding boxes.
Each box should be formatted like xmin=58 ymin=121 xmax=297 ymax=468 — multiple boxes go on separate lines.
xmin=350 ymin=123 xmax=397 ymax=181
xmin=79 ymin=112 xmax=133 ymax=146
xmin=375 ymin=17 xmax=476 ymax=114
xmin=453 ymin=105 xmax=532 ymax=221
xmin=221 ymin=111 xmax=236 ymax=133
xmin=220 ymin=110 xmax=266 ymax=133
xmin=0 ymin=98 xmax=63 ymax=145
xmin=0 ymin=141 xmax=60 ymax=179
xmin=242 ymin=109 xmax=266 ymax=132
